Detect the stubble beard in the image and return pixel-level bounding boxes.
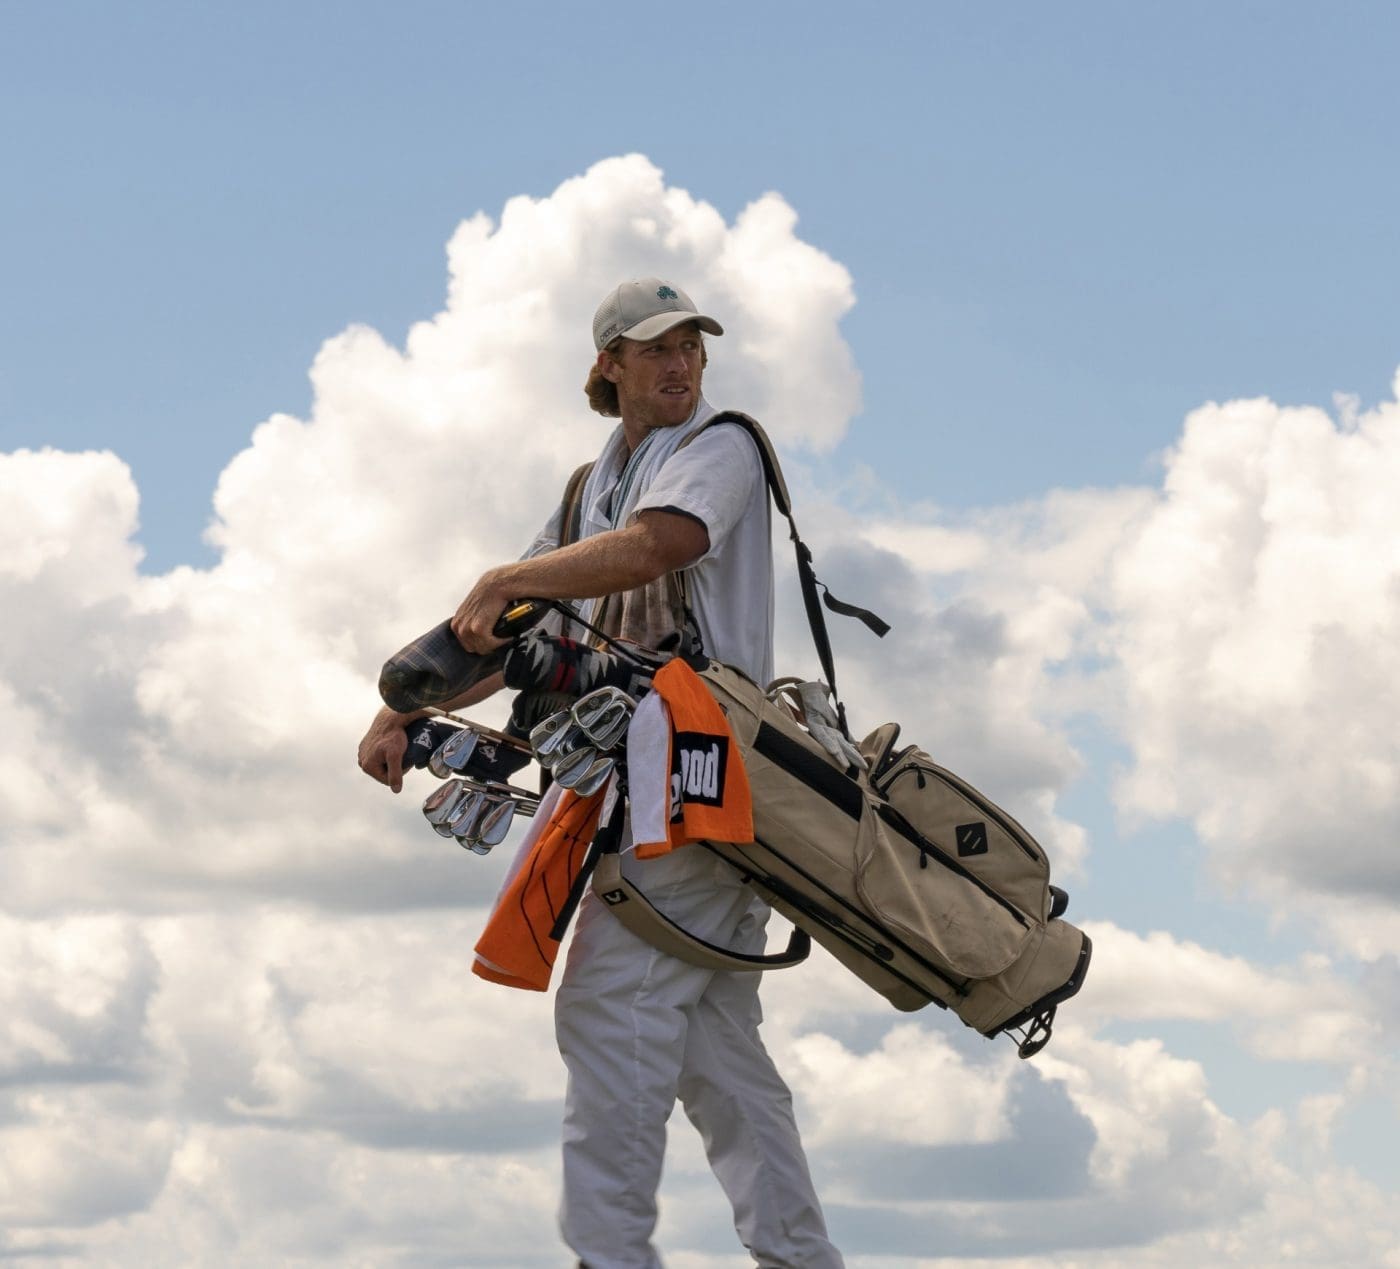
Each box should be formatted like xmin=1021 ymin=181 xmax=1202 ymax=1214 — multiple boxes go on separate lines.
xmin=622 ymin=374 xmax=701 ymax=433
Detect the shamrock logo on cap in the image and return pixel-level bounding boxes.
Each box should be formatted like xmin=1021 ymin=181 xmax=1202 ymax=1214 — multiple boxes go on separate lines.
xmin=656 ymin=285 xmax=679 ymax=300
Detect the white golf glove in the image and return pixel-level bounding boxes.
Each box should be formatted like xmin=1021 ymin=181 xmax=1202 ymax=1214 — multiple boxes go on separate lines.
xmin=796 ymin=681 xmax=868 ymax=771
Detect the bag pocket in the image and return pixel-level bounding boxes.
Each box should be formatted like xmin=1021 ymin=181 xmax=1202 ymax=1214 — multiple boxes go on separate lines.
xmin=876 ymin=751 xmax=1051 ymax=923
xmin=855 ymin=805 xmax=1032 ymax=979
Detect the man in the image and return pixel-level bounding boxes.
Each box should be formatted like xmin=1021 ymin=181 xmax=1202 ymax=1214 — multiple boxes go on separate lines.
xmin=359 ymin=279 xmax=844 ymax=1268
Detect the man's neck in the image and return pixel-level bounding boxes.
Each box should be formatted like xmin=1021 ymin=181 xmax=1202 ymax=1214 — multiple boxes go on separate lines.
xmin=620 ymin=400 xmax=702 ymax=455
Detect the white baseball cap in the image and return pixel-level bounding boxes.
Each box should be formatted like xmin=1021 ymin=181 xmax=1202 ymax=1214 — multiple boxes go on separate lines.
xmin=592 ymin=277 xmax=724 ymax=351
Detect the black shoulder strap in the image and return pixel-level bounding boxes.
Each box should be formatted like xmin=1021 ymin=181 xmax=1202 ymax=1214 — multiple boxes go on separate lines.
xmin=687 ymin=411 xmax=889 ymax=736
xmin=557 ymin=461 xmax=594 ymax=549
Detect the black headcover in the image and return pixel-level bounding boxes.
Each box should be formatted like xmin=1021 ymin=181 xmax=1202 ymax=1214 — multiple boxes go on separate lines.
xmin=502 ymin=630 xmax=660 ymax=702
xmin=401 ymin=716 xmax=531 ymax=783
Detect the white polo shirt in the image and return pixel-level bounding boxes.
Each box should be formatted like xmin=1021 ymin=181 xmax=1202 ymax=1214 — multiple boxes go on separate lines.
xmin=525 ymin=397 xmax=775 ymax=686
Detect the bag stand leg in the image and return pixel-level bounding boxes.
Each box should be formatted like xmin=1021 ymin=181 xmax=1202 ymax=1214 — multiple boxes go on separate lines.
xmin=1012 ymin=1006 xmax=1056 ymax=1059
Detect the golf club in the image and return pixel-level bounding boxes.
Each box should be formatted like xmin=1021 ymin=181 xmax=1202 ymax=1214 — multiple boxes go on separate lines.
xmin=424 ymin=706 xmax=533 ymax=758
xmin=423 ymin=779 xmax=474 ymax=837
xmin=571 ymin=686 xmax=634 ymax=751
xmin=569 ymin=755 xmax=615 ymax=797
xmin=447 ymin=790 xmax=491 ymax=841
xmin=428 ymin=726 xmax=480 ymax=778
xmin=530 ymin=709 xmax=575 ymax=757
xmin=475 ymin=797 xmax=517 ymax=850
xmin=551 ymin=744 xmax=601 ymax=789
xmin=535 ymin=720 xmax=591 ymax=769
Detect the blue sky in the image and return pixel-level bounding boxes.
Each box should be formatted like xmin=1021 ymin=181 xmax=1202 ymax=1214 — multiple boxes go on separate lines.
xmin=5 ymin=2 xmax=1398 ymax=569
xmin=2 ymin=4 xmax=1399 ymax=1264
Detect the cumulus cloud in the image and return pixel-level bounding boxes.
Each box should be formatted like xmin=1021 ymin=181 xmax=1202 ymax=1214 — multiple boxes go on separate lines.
xmin=0 ymin=155 xmax=878 ymax=1264
xmin=839 ymin=383 xmax=1400 ymax=958
xmin=2 ymin=155 xmax=1398 ymax=1263
xmin=754 ymin=483 xmax=1165 ymax=878
xmin=1106 ymin=386 xmax=1400 ymax=952
xmin=1073 ymin=921 xmax=1383 ymax=1066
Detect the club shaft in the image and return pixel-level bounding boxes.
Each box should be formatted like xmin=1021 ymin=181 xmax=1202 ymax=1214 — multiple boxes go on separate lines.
xmin=423 ymin=707 xmax=532 ymax=755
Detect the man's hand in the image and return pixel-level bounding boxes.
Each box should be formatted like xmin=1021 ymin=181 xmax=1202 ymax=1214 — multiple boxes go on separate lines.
xmin=357 ymin=706 xmax=423 ymax=793
xmin=451 ymin=567 xmax=514 ymax=654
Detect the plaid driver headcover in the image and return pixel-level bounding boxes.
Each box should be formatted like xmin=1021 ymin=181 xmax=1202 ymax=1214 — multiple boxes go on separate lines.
xmin=378 ymin=619 xmax=510 ymax=713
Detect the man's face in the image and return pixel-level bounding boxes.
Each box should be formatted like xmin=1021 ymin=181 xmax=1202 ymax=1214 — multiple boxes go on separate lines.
xmin=599 ymin=322 xmax=705 ymax=432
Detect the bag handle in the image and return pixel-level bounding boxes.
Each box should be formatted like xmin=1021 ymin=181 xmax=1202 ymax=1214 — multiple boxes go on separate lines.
xmin=765 ymin=676 xmax=810 ymax=726
xmin=590 ymin=851 xmax=811 ymax=972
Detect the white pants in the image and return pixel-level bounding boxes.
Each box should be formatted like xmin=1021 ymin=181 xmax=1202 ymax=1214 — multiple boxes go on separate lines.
xmin=554 ymin=842 xmax=844 ymax=1269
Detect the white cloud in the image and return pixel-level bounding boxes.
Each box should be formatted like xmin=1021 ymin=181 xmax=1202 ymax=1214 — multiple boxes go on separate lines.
xmin=787 ymin=1023 xmax=1014 ymax=1147
xmin=0 ymin=916 xmax=158 ymax=1081
xmin=1103 ymin=385 xmax=1400 ymax=952
xmin=0 ymin=1091 xmax=175 ymax=1231
xmin=838 ymin=381 xmax=1400 ymax=958
xmin=812 ymin=485 xmax=1162 ymax=876
xmin=2 ymin=156 xmax=1398 ymax=1263
xmin=0 ymin=156 xmax=873 ymax=1263
xmin=1074 ymin=921 xmax=1381 ymax=1065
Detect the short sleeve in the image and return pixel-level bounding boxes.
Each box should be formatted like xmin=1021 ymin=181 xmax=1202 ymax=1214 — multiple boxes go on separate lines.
xmin=629 ymin=424 xmax=762 ymax=562
xmin=519 ymin=503 xmax=564 ymax=561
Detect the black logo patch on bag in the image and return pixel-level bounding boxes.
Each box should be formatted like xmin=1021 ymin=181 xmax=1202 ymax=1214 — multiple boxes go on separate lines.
xmin=956 ymin=822 xmax=989 ymax=857
xmin=670 ymin=730 xmax=730 ymax=815
xmin=601 ymin=888 xmax=628 ymax=906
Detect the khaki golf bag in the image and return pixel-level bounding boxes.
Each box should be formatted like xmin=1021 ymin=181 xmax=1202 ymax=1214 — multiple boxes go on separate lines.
xmin=594 ymin=659 xmax=1091 ymax=1055
xmin=581 ymin=413 xmax=1091 ymax=1055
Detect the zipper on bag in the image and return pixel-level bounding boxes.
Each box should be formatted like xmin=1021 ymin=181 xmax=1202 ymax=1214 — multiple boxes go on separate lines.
xmin=878 ymin=759 xmax=1042 ymax=864
xmin=727 ymin=839 xmax=970 ymax=998
xmin=876 ymin=804 xmax=1030 ymax=929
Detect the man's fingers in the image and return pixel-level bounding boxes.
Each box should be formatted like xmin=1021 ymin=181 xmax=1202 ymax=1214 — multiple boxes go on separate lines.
xmin=357 ymin=729 xmax=407 ymax=792
xmin=359 ymin=754 xmax=392 ymax=788
xmin=357 ymin=744 xmax=384 ymax=784
xmin=452 ymin=611 xmax=510 ymax=655
xmin=450 ymin=612 xmax=475 ymax=649
xmin=452 ymin=572 xmax=515 ymax=654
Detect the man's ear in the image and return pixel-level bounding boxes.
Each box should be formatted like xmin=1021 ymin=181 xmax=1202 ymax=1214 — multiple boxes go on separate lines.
xmin=597 ymin=347 xmax=623 ymax=384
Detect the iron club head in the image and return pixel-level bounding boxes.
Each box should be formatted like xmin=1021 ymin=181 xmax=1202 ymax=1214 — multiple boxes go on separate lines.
xmin=536 ymin=723 xmax=591 ymax=771
xmin=551 ymin=744 xmax=600 ymax=789
xmin=423 ymin=779 xmax=474 ymax=837
xmin=569 ymin=755 xmax=615 ymax=797
xmin=570 ymin=686 xmax=634 ymax=752
xmin=447 ymin=790 xmax=491 ymax=843
xmin=428 ymin=727 xmax=481 ymax=778
xmin=474 ymin=797 xmax=517 ymax=850
xmin=529 ymin=709 xmax=574 ymax=756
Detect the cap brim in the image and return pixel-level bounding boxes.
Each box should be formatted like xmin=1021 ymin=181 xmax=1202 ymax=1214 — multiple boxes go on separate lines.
xmin=618 ymin=312 xmax=724 ymax=343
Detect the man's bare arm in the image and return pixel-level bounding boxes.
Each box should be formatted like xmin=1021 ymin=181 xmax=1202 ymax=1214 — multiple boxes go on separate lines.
xmin=451 ymin=509 xmax=708 ymax=653
xmin=360 ymin=509 xmax=705 ymax=792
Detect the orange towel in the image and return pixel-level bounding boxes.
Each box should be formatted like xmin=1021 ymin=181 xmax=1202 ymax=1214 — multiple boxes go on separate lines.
xmin=471 ymin=661 xmax=752 ymax=990
xmin=633 ymin=659 xmax=753 ymax=859
xmin=472 ymin=787 xmax=605 ymax=991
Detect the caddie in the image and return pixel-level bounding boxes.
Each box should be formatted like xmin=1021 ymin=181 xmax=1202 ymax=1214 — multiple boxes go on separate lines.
xmin=358 ymin=278 xmax=845 ymax=1267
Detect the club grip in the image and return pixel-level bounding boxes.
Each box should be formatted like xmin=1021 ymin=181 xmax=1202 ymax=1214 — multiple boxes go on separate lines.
xmin=492 ymin=598 xmax=549 ymax=639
